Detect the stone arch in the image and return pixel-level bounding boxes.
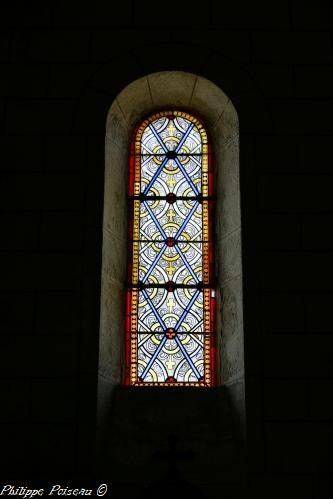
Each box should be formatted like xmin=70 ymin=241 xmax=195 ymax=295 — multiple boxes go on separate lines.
xmin=98 ymin=71 xmax=245 ymax=441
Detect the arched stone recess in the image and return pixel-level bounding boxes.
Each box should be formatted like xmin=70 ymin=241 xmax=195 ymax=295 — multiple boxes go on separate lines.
xmin=98 ymin=71 xmax=245 ymax=440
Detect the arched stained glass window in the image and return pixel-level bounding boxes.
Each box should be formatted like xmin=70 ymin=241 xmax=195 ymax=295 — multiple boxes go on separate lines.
xmin=126 ymin=110 xmax=215 ymax=386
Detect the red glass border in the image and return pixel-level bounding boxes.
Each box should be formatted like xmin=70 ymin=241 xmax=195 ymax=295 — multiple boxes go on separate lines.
xmin=125 ymin=111 xmax=216 ymax=386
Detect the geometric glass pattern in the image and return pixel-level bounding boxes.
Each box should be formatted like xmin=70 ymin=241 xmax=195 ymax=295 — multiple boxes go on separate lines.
xmin=125 ymin=111 xmax=216 ymax=386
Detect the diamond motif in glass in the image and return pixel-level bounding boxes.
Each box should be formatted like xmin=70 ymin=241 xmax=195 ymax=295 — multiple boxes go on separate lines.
xmin=126 ymin=111 xmax=215 ymax=386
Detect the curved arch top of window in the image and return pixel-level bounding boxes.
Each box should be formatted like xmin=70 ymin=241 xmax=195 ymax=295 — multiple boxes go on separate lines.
xmin=126 ymin=110 xmax=216 ymax=386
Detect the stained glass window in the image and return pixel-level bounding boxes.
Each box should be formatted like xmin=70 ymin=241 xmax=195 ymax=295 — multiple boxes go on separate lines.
xmin=126 ymin=110 xmax=215 ymax=386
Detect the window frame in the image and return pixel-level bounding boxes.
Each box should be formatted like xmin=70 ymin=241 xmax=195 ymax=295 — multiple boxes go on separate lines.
xmin=125 ymin=110 xmax=216 ymax=387
xmin=98 ymin=71 xmax=245 ymax=442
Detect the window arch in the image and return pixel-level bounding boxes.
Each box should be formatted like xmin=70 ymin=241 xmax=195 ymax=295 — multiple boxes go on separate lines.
xmin=126 ymin=110 xmax=215 ymax=386
xmin=98 ymin=71 xmax=245 ymax=441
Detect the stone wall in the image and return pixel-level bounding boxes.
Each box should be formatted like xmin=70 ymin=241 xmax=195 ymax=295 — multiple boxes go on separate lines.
xmin=1 ymin=2 xmax=333 ymax=497
xmin=99 ymin=72 xmax=244 ymax=453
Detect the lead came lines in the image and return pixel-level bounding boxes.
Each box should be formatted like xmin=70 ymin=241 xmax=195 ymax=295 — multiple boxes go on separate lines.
xmin=129 ymin=111 xmax=213 ymax=386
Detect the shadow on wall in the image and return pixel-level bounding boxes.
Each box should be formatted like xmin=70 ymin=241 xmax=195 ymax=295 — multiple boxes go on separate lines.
xmin=99 ymin=386 xmax=245 ymax=499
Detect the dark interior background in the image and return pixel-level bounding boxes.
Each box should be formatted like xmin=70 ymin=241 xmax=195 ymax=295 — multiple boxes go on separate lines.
xmin=1 ymin=1 xmax=333 ymax=497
